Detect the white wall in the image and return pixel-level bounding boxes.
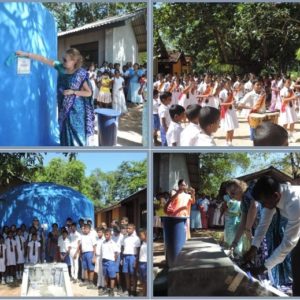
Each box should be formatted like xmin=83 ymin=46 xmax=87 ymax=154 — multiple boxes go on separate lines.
xmin=105 ymin=28 xmax=113 ymax=63
xmin=159 ymin=154 xmax=191 ymax=193
xmin=112 ymin=21 xmax=138 ymax=67
xmin=58 ymin=30 xmax=105 ymax=65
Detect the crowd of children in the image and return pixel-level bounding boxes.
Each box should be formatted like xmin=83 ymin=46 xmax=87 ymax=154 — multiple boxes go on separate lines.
xmin=0 ymin=216 xmax=147 ymax=297
xmin=153 ymin=73 xmax=299 ymax=146
xmin=88 ymin=61 xmax=147 ymax=114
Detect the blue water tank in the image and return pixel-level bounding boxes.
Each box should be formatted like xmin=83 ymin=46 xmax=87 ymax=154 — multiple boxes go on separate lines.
xmin=0 ymin=183 xmax=94 ymax=230
xmin=0 ymin=2 xmax=59 ymax=146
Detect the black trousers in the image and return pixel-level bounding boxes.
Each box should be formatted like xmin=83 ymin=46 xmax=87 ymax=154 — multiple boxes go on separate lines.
xmin=291 ymin=237 xmax=300 ymax=296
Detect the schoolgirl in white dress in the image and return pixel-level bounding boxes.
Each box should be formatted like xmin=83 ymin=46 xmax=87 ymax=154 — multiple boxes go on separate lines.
xmin=219 ymin=80 xmax=239 ymax=146
xmin=279 ymin=78 xmax=298 ymax=142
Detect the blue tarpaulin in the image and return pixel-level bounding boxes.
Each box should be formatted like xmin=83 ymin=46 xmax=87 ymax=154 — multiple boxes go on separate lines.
xmin=0 ymin=183 xmax=94 ymax=230
xmin=0 ymin=2 xmax=59 ymax=146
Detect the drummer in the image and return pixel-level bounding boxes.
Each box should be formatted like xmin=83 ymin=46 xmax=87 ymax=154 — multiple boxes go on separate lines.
xmin=237 ymin=79 xmax=266 ymax=140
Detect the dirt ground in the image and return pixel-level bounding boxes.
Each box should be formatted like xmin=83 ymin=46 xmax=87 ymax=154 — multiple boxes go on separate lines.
xmin=91 ymin=103 xmax=143 ymax=147
xmin=155 ymin=115 xmax=300 ymax=147
xmin=0 ymin=278 xmax=143 ymax=297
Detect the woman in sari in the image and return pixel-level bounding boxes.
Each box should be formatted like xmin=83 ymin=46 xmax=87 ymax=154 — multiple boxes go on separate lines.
xmin=16 ymin=48 xmax=93 ymax=146
xmin=127 ymin=63 xmax=144 ymax=104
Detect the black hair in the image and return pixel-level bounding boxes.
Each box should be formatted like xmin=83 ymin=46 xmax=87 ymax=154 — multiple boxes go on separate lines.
xmin=185 ymin=104 xmax=201 ymax=121
xmin=139 ymin=228 xmax=147 ymax=234
xmin=104 ymin=228 xmax=111 ymax=235
xmin=153 ymin=89 xmax=159 ymax=97
xmin=253 ymin=122 xmax=288 ymax=146
xmin=199 ymin=107 xmax=220 ymax=129
xmin=252 ymin=176 xmax=280 ymax=201
xmin=96 ymin=227 xmax=104 ymax=232
xmin=252 ymin=78 xmax=263 ymax=85
xmin=113 ymin=225 xmax=121 ymax=234
xmin=71 ymin=222 xmax=77 ymax=227
xmin=178 ymin=179 xmax=185 ymax=186
xmin=169 ymin=104 xmax=185 ymax=120
xmin=160 ymin=92 xmax=172 ymax=102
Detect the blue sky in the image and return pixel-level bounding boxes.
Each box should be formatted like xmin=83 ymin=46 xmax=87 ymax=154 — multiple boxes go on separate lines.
xmin=42 ymin=152 xmax=147 ymax=175
xmin=232 ymin=152 xmax=288 ymax=178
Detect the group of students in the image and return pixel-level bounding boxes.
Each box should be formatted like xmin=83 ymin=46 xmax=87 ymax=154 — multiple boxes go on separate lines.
xmin=88 ymin=61 xmax=147 ymax=114
xmin=218 ymin=177 xmax=300 ymax=295
xmin=153 ymin=72 xmax=299 ymax=146
xmin=0 ymin=216 xmax=147 ymax=297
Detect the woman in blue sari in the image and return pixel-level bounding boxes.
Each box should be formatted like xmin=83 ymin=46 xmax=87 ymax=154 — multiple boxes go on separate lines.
xmin=127 ymin=63 xmax=144 ymax=104
xmin=16 ymin=48 xmax=93 ymax=146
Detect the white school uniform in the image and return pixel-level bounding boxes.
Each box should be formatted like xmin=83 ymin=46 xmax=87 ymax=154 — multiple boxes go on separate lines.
xmin=158 ymin=103 xmax=171 ymax=128
xmin=58 ymin=236 xmax=70 ymax=253
xmin=178 ymin=91 xmax=198 ymax=109
xmin=166 ymin=121 xmax=183 ymax=147
xmin=244 ymin=80 xmax=253 ymax=93
xmin=201 ymin=96 xmax=218 ymax=109
xmin=16 ymin=235 xmax=26 ymax=264
xmin=171 ymin=85 xmax=183 ymax=105
xmin=112 ymin=77 xmax=127 ymax=114
xmin=197 ymin=81 xmax=207 ymax=94
xmin=139 ymin=242 xmax=147 ymax=263
xmin=219 ymin=89 xmax=239 ymax=132
xmin=95 ymin=237 xmax=104 ymax=277
xmin=240 ymin=90 xmax=265 ymax=117
xmin=122 ymin=234 xmax=141 ymax=255
xmin=0 ymin=244 xmax=6 ymax=272
xmin=27 ymin=241 xmax=41 ymax=264
xmin=69 ymin=230 xmax=81 ymax=280
xmin=195 ymin=132 xmax=216 ymax=146
xmin=5 ymin=238 xmax=17 ymax=266
xmin=22 ymin=231 xmax=29 ymax=242
xmin=153 ymin=97 xmax=160 ymax=114
xmin=102 ymin=239 xmax=119 ymax=261
xmin=279 ymin=87 xmax=298 ymax=125
xmin=112 ymin=233 xmax=124 ymax=254
xmin=81 ymin=233 xmax=97 ymax=253
xmin=180 ymin=123 xmax=201 ymax=146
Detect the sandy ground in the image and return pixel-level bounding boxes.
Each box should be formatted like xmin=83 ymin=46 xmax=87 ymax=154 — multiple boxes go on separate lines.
xmin=91 ymin=103 xmax=143 ymax=147
xmin=155 ymin=115 xmax=300 ymax=147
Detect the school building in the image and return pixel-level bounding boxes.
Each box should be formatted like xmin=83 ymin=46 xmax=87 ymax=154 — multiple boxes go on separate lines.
xmin=154 ymin=36 xmax=192 ymax=76
xmin=58 ymin=9 xmax=147 ymax=67
xmin=95 ymin=188 xmax=147 ymax=229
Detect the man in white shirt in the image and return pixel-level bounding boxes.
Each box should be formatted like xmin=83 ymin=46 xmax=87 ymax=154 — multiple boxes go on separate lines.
xmin=238 ymin=79 xmax=266 ymax=140
xmin=101 ymin=229 xmax=119 ymax=297
xmin=69 ymin=223 xmax=81 ymax=283
xmin=244 ymin=176 xmax=300 ymax=296
xmin=121 ymin=224 xmax=141 ymax=296
xmin=79 ymin=224 xmax=97 ymax=289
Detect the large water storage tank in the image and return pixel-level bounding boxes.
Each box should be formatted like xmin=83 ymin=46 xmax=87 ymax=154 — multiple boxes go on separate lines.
xmin=0 ymin=2 xmax=59 ymax=146
xmin=0 ymin=182 xmax=94 ymax=228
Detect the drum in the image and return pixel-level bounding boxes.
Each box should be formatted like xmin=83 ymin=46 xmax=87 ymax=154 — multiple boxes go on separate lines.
xmin=248 ymin=112 xmax=279 ymax=128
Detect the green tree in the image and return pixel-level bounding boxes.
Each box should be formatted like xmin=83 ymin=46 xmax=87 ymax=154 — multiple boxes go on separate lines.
xmin=154 ymin=3 xmax=300 ymax=74
xmin=0 ymin=153 xmax=44 ymax=187
xmin=43 ymin=2 xmax=146 ymax=31
xmin=197 ymin=153 xmax=250 ymax=195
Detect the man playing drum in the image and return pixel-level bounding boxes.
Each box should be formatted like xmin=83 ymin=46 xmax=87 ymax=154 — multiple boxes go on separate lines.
xmin=238 ymin=79 xmax=278 ymax=140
